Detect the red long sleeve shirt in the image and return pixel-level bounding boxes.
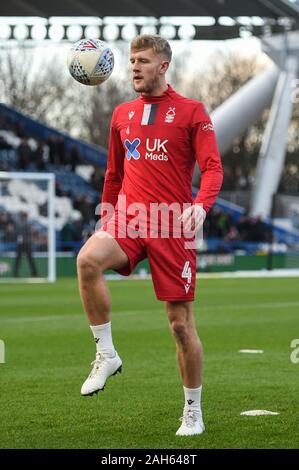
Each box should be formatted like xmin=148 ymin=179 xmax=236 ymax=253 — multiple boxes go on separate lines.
xmin=102 ymin=85 xmax=223 ymax=217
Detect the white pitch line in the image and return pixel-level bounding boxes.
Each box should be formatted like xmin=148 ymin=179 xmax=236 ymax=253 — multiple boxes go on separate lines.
xmin=241 ymin=410 xmax=280 ymax=416
xmin=239 ymin=349 xmax=264 ymax=354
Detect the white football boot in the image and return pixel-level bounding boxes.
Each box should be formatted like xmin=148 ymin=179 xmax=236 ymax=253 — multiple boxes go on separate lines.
xmin=81 ymin=352 xmax=122 ymax=396
xmin=176 ymin=408 xmax=205 ymax=436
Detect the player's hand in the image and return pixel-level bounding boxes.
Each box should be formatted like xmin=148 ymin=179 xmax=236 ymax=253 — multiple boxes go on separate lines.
xmin=178 ymin=204 xmax=206 ymax=233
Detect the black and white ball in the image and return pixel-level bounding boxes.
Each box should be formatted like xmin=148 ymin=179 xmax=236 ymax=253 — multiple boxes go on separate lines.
xmin=67 ymin=39 xmax=114 ymax=86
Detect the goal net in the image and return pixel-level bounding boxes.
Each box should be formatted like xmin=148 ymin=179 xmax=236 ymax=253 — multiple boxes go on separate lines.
xmin=0 ymin=171 xmax=55 ymax=282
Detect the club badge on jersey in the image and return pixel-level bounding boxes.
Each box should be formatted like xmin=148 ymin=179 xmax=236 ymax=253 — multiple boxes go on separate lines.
xmin=165 ymin=107 xmax=176 ymax=123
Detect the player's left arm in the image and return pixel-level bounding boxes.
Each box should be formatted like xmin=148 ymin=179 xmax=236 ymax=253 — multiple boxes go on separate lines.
xmin=101 ymin=108 xmax=125 ymax=209
xmin=179 ymin=105 xmax=223 ymax=232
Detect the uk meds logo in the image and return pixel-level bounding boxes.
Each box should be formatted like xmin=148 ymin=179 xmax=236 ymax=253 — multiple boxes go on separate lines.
xmin=145 ymin=138 xmax=168 ymax=161
xmin=124 ymin=138 xmax=141 ymax=161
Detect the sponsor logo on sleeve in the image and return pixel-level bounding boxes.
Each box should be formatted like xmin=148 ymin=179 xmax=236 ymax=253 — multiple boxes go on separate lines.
xmin=202 ymin=122 xmax=214 ymax=131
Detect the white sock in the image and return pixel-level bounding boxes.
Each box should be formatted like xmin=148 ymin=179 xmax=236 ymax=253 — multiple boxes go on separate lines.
xmin=90 ymin=322 xmax=116 ymax=358
xmin=183 ymin=385 xmax=202 ymax=412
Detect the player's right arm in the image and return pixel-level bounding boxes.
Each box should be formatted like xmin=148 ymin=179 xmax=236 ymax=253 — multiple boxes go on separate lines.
xmin=101 ymin=108 xmax=125 ymax=209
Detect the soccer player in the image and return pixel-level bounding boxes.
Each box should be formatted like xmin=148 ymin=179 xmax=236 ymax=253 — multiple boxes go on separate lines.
xmin=77 ymin=35 xmax=223 ymax=436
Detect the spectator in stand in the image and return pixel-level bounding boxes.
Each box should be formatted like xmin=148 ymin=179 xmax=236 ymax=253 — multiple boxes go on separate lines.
xmin=55 ymin=180 xmax=64 ymax=197
xmin=0 ymin=135 xmax=13 ymax=150
xmin=4 ymin=221 xmax=15 ymax=243
xmin=57 ymin=136 xmax=67 ymax=165
xmin=13 ymin=212 xmax=38 ymax=277
xmin=17 ymin=138 xmax=31 ymax=170
xmin=69 ymin=146 xmax=80 ymax=172
xmin=205 ymin=208 xmax=224 ymax=238
xmin=0 ymin=212 xmax=14 ymax=239
xmin=33 ymin=141 xmax=46 ymax=171
xmin=224 ymin=225 xmax=241 ymax=242
xmin=217 ymin=212 xmax=232 ymax=237
xmin=76 ymin=195 xmax=95 ymax=225
xmin=61 ymin=216 xmax=83 ymax=251
xmin=47 ymin=135 xmax=60 ymax=165
xmin=90 ymin=167 xmax=105 ymax=195
xmin=47 ymin=135 xmax=67 ymax=166
xmin=248 ymin=215 xmax=269 ymax=242
xmin=237 ymin=213 xmax=252 ymax=241
xmin=14 ymin=122 xmax=26 ymax=138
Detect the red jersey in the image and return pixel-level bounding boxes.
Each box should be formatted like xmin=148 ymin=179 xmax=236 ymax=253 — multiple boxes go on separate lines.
xmin=102 ymin=85 xmax=223 ymax=215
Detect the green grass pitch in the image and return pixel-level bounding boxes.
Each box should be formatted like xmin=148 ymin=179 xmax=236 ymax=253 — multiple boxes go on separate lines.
xmin=0 ymin=277 xmax=298 ymax=449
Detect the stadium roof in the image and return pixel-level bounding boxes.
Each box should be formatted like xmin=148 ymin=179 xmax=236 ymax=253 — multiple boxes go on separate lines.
xmin=0 ymin=0 xmax=298 ymax=19
xmin=1 ymin=0 xmax=299 ymax=40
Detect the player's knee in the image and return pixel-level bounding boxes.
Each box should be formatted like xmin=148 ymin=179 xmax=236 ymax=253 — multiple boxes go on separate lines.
xmin=167 ymin=302 xmax=194 ymax=345
xmin=77 ymin=250 xmax=102 ymax=279
xmin=169 ymin=319 xmax=189 ymax=344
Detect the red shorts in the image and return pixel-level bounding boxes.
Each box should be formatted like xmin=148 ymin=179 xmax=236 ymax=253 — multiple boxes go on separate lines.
xmin=101 ymin=211 xmax=196 ymax=302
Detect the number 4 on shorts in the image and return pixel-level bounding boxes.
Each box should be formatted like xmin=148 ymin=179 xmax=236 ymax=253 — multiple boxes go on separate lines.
xmin=182 ymin=261 xmax=192 ymax=293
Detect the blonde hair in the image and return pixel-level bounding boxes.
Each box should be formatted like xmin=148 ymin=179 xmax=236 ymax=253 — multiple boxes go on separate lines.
xmin=130 ymin=35 xmax=172 ymax=62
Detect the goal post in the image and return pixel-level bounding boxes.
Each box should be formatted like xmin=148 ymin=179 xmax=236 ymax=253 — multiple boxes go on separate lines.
xmin=0 ymin=171 xmax=56 ymax=282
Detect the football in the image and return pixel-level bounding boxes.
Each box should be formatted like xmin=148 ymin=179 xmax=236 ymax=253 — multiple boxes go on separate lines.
xmin=67 ymin=38 xmax=114 ymax=86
